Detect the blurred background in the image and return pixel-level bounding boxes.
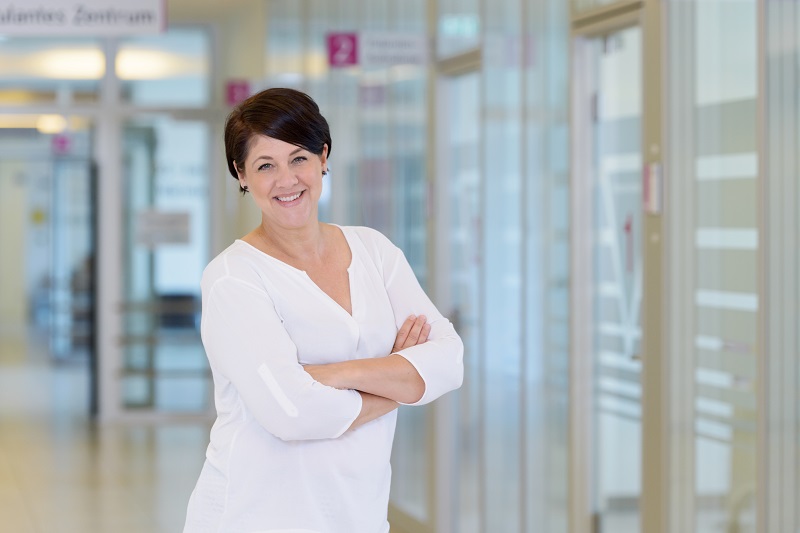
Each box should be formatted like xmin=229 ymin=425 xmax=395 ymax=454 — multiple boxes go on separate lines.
xmin=0 ymin=0 xmax=797 ymax=532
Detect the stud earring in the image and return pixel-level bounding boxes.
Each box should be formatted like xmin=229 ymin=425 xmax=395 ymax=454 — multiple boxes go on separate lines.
xmin=322 ymin=169 xmax=328 ymax=177
xmin=242 ymin=185 xmax=249 ymax=192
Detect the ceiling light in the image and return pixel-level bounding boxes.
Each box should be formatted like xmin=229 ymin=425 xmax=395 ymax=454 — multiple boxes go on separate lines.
xmin=36 ymin=115 xmax=67 ymax=134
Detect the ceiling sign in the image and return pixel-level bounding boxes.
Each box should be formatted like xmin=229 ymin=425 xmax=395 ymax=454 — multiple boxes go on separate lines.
xmin=0 ymin=0 xmax=165 ymax=36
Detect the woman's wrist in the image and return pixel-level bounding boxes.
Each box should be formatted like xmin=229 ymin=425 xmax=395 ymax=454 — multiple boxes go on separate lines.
xmin=304 ymin=360 xmax=358 ymax=390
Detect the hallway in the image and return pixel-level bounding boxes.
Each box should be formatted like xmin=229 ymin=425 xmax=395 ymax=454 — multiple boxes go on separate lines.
xmin=0 ymin=331 xmax=208 ymax=533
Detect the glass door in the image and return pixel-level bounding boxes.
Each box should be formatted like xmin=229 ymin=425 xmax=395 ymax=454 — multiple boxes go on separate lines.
xmin=573 ymin=25 xmax=643 ymax=533
xmin=121 ymin=115 xmax=212 ymax=413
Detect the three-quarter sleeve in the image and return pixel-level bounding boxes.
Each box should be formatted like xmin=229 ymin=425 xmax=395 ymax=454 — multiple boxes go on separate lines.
xmin=201 ymin=275 xmax=362 ymax=441
xmin=379 ymin=238 xmax=464 ymax=406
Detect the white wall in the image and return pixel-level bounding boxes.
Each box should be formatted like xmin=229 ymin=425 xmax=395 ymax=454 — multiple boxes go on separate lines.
xmin=0 ymin=161 xmax=28 ymax=334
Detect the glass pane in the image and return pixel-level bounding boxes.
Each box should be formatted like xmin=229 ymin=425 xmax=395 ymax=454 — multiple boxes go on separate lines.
xmin=0 ymin=38 xmax=102 ymax=105
xmin=117 ymin=28 xmax=210 ymax=107
xmin=264 ymin=1 xmax=433 ymax=522
xmin=0 ymin=118 xmax=96 ymax=407
xmin=122 ymin=116 xmax=211 ymax=412
xmin=442 ymin=70 xmax=482 ymax=533
xmin=437 ymin=0 xmax=480 ymax=58
xmin=483 ymin=2 xmax=523 ymax=530
xmin=668 ymin=0 xmax=759 ymax=530
xmin=49 ymin=157 xmax=96 ymax=363
xmin=525 ymin=0 xmax=571 ymax=530
xmin=383 ymin=3 xmax=430 ymax=522
xmin=590 ymin=26 xmax=643 ymax=533
xmin=265 ymin=0 xmax=304 ymax=84
xmin=692 ymin=2 xmax=758 ymax=531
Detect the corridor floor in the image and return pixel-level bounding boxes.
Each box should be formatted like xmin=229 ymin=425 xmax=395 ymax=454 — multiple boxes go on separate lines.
xmin=0 ymin=331 xmax=210 ymax=533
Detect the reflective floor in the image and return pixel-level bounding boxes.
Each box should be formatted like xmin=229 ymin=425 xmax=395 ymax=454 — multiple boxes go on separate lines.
xmin=0 ymin=330 xmax=209 ymax=533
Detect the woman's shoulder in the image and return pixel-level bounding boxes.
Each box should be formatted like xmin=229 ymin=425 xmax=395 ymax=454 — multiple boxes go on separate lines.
xmin=339 ymin=225 xmax=397 ymax=252
xmin=201 ymin=240 xmax=274 ymax=291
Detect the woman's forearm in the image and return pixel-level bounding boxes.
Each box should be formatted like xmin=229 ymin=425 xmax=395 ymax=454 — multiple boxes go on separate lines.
xmin=349 ymin=392 xmax=398 ymax=430
xmin=304 ymin=354 xmax=425 ymax=405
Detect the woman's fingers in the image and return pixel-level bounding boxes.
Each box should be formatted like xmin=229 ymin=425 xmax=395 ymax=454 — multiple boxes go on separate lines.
xmin=393 ymin=315 xmax=431 ymax=352
xmin=393 ymin=315 xmax=416 ymax=352
xmin=418 ymin=323 xmax=431 ymax=345
xmin=405 ymin=315 xmax=427 ymax=347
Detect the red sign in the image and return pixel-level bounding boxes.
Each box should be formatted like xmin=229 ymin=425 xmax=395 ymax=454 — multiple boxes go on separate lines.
xmin=327 ymin=33 xmax=358 ymax=67
xmin=225 ymin=80 xmax=251 ymax=106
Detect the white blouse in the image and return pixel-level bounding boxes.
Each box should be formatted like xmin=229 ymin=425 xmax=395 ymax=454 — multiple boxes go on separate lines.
xmin=183 ymin=225 xmax=464 ymax=533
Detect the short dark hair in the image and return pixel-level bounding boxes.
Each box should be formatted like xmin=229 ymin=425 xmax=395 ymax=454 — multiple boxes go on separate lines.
xmin=224 ymin=88 xmax=332 ymax=193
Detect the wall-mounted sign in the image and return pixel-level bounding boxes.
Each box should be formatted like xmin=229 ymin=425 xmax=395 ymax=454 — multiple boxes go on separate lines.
xmin=51 ymin=134 xmax=71 ymax=155
xmin=225 ymin=80 xmax=251 ymax=107
xmin=327 ymin=32 xmax=428 ymax=68
xmin=0 ymin=0 xmax=165 ymax=36
xmin=135 ymin=210 xmax=190 ymax=248
xmin=327 ymin=33 xmax=358 ymax=67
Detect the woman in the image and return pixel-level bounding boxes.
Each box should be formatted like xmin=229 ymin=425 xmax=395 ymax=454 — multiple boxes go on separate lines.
xmin=184 ymin=88 xmax=464 ymax=533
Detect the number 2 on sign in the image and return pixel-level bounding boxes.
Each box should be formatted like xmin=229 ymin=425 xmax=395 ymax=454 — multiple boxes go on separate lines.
xmin=333 ymin=36 xmax=353 ymax=63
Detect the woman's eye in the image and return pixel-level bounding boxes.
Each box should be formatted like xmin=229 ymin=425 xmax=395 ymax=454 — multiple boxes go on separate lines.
xmin=258 ymin=163 xmax=272 ymax=171
xmin=292 ymin=156 xmax=307 ymax=164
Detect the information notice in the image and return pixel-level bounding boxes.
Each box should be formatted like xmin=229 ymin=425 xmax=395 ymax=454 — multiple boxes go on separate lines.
xmin=0 ymin=0 xmax=164 ymax=36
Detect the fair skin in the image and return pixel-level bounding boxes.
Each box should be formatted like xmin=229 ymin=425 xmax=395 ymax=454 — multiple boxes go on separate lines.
xmin=235 ymin=134 xmax=427 ymax=430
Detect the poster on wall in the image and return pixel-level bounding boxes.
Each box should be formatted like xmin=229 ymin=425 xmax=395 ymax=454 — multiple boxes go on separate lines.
xmin=0 ymin=0 xmax=165 ymax=36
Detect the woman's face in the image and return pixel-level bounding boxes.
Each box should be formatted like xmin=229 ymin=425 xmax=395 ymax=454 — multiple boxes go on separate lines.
xmin=236 ymin=134 xmax=327 ymax=232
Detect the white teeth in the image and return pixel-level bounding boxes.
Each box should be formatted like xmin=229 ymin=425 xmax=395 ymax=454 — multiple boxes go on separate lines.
xmin=276 ymin=192 xmax=302 ymax=202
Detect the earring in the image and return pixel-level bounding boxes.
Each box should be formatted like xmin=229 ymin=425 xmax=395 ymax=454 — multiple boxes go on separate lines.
xmin=242 ymin=185 xmax=249 ymax=192
xmin=322 ymin=169 xmax=328 ymax=177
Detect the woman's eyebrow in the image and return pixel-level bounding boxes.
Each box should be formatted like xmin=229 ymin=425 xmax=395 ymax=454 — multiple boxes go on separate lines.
xmin=252 ymin=148 xmax=305 ymax=163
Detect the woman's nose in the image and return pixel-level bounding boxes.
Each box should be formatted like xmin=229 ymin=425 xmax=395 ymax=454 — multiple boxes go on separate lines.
xmin=275 ymin=167 xmax=299 ymax=187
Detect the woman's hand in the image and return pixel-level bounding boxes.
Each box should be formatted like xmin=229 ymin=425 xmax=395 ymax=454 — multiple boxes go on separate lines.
xmin=303 ymin=315 xmax=429 ymax=390
xmin=393 ymin=314 xmax=430 ymax=352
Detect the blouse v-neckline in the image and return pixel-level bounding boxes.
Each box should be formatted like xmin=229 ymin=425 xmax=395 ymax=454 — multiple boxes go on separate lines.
xmin=235 ymin=225 xmax=357 ymax=319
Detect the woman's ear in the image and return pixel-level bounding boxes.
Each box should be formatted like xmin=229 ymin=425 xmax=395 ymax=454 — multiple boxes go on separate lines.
xmin=320 ymin=144 xmax=329 ymax=171
xmin=234 ymin=161 xmax=247 ymax=190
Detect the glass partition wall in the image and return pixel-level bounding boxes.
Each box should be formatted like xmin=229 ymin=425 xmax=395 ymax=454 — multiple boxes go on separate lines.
xmin=266 ymin=1 xmax=433 ymax=527
xmin=265 ymin=0 xmax=570 ymax=531
xmin=572 ymin=0 xmax=800 ymax=532
xmin=438 ymin=0 xmax=572 ymax=531
xmin=667 ymin=1 xmax=760 ymax=531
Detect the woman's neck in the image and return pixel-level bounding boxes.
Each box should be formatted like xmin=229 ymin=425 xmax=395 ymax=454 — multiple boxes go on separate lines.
xmin=256 ymin=221 xmax=328 ymax=263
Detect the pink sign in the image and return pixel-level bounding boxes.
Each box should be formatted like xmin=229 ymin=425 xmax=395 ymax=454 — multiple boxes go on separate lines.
xmin=327 ymin=33 xmax=358 ymax=67
xmin=225 ymin=80 xmax=251 ymax=106
xmin=52 ymin=134 xmax=71 ymax=155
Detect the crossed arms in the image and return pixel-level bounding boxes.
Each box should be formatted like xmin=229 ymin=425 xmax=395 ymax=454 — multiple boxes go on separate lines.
xmin=201 ymin=239 xmax=464 ymax=441
xmin=304 ymin=314 xmax=431 ymax=430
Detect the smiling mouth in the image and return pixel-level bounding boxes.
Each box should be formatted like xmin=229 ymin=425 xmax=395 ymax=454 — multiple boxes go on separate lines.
xmin=275 ymin=191 xmax=304 ymax=203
